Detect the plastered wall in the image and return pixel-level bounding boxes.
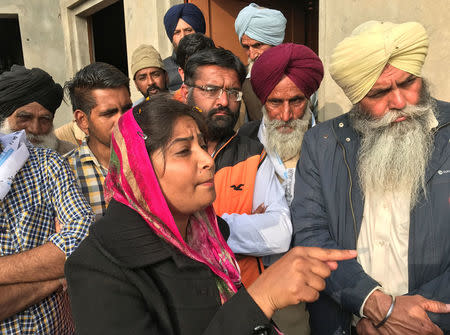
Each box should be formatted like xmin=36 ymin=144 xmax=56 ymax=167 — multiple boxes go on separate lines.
xmin=1 ymin=0 xmax=448 ymax=125
xmin=0 ymin=0 xmax=183 ymax=127
xmin=0 ymin=0 xmax=71 ymax=127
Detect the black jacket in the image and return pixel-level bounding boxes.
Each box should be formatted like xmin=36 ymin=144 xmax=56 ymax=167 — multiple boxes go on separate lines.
xmin=65 ymin=200 xmax=275 ymax=335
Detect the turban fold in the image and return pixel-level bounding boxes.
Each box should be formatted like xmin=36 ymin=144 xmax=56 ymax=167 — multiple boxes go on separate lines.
xmin=329 ymin=21 xmax=429 ymax=104
xmin=0 ymin=65 xmax=63 ymax=121
xmin=131 ymin=44 xmax=165 ymax=78
xmin=251 ymin=43 xmax=324 ymax=103
xmin=235 ymin=3 xmax=286 ymax=46
xmin=163 ymin=3 xmax=205 ymax=42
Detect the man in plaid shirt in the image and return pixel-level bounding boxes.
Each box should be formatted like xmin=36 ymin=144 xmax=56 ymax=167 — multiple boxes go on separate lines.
xmin=65 ymin=63 xmax=132 ymax=218
xmin=0 ymin=130 xmax=94 ymax=334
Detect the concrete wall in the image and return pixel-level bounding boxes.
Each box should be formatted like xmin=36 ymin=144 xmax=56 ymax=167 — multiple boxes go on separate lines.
xmin=318 ymin=0 xmax=450 ymax=121
xmin=0 ymin=0 xmax=182 ymax=127
xmin=2 ymin=0 xmax=448 ymax=125
xmin=0 ymin=0 xmax=71 ymax=127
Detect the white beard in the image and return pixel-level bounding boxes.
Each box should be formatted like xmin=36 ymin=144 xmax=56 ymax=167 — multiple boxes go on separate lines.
xmin=0 ymin=119 xmax=59 ymax=151
xmin=350 ymin=97 xmax=436 ymax=208
xmin=263 ymin=106 xmax=311 ymax=161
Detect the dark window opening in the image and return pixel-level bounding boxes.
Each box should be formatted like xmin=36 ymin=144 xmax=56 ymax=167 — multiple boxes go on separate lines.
xmin=90 ymin=0 xmax=128 ymax=76
xmin=0 ymin=16 xmax=24 ymax=74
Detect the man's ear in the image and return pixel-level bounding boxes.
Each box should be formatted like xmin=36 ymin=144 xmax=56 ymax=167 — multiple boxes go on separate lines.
xmin=180 ymin=83 xmax=189 ymax=104
xmin=177 ymin=67 xmax=184 ymax=82
xmin=74 ymin=110 xmax=89 ymax=135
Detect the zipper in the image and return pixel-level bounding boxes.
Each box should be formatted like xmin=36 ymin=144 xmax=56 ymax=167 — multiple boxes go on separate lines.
xmin=331 ymin=125 xmax=358 ymax=247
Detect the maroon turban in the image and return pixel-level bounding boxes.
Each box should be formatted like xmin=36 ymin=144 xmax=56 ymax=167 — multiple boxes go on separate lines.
xmin=251 ymin=43 xmax=324 ymax=103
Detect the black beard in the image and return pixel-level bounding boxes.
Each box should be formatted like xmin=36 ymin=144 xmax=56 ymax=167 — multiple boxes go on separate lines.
xmin=146 ymin=84 xmax=166 ymax=97
xmin=205 ymin=107 xmax=238 ymax=142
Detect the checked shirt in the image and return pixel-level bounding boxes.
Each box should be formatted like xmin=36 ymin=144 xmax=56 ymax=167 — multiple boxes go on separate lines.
xmin=65 ymin=139 xmax=108 ymax=218
xmin=0 ymin=145 xmax=94 ymax=334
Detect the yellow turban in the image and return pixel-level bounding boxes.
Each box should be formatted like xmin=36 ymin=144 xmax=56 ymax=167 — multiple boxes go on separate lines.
xmin=329 ymin=21 xmax=429 ymax=103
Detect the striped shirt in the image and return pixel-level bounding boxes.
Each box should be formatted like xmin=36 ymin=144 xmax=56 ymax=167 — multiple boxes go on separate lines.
xmin=0 ymin=145 xmax=94 ymax=334
xmin=65 ymin=139 xmax=108 ymax=218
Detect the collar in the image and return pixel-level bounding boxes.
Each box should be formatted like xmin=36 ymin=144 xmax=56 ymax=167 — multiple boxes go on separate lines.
xmin=434 ymin=99 xmax=450 ymax=127
xmin=90 ymin=200 xmax=230 ymax=270
xmin=90 ymin=200 xmax=187 ymax=269
xmin=78 ymin=138 xmax=107 ymax=171
xmin=211 ymin=132 xmax=237 ymax=158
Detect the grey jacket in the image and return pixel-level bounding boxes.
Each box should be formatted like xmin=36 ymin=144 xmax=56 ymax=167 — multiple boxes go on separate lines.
xmin=163 ymin=52 xmax=183 ymax=91
xmin=291 ymin=100 xmax=450 ymax=334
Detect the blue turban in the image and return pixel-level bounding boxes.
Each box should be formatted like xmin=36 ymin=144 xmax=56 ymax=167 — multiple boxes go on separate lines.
xmin=163 ymin=3 xmax=206 ymax=42
xmin=235 ymin=3 xmax=286 ymax=46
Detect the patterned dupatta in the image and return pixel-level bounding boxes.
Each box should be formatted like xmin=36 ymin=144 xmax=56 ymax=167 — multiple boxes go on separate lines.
xmin=104 ymin=110 xmax=241 ymax=303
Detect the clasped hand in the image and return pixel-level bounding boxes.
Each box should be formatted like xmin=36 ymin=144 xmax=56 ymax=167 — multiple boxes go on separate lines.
xmin=358 ymin=292 xmax=450 ymax=335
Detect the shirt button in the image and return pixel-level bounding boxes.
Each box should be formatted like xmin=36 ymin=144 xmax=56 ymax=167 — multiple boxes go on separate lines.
xmin=345 ymin=137 xmax=351 ymax=142
xmin=339 ymin=122 xmax=344 ymax=127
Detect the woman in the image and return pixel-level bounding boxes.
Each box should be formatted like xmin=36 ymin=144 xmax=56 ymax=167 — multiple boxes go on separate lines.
xmin=65 ymin=96 xmax=355 ymax=334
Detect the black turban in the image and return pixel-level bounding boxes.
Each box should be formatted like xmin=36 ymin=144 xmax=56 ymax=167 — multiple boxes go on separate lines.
xmin=0 ymin=65 xmax=63 ymax=121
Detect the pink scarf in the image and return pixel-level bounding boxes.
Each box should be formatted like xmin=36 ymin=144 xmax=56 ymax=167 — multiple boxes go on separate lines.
xmin=104 ymin=110 xmax=241 ymax=303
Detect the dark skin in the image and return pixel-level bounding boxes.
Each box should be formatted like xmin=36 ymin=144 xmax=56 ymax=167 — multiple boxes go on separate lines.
xmin=0 ymin=243 xmax=66 ymax=321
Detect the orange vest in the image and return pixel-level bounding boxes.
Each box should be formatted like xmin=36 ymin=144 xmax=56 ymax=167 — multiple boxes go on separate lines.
xmin=212 ymin=133 xmax=266 ymax=288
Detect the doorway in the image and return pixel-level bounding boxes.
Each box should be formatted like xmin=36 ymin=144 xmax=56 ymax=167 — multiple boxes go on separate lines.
xmin=0 ymin=16 xmax=24 ymax=74
xmin=88 ymin=0 xmax=128 ymax=75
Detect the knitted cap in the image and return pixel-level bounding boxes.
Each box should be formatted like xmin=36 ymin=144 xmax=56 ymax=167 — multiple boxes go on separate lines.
xmin=131 ymin=44 xmax=165 ymax=78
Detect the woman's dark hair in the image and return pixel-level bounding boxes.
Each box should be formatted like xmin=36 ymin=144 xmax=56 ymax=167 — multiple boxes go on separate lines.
xmin=184 ymin=47 xmax=246 ymax=86
xmin=133 ymin=94 xmax=207 ymax=158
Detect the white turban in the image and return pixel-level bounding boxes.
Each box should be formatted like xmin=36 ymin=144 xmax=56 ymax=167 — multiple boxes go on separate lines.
xmin=235 ymin=3 xmax=286 ymax=46
xmin=329 ymin=21 xmax=429 ymax=103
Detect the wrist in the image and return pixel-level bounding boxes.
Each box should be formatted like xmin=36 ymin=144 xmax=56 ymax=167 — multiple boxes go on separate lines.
xmin=373 ymin=295 xmax=396 ymax=328
xmin=246 ymin=286 xmax=275 ymax=319
xmin=363 ymin=290 xmax=392 ymax=324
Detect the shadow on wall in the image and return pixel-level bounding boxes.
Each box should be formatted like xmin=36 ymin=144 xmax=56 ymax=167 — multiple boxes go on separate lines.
xmin=317 ymin=102 xmax=345 ymax=123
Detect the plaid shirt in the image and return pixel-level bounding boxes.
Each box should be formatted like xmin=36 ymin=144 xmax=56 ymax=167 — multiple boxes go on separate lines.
xmin=65 ymin=139 xmax=108 ymax=218
xmin=0 ymin=145 xmax=94 ymax=334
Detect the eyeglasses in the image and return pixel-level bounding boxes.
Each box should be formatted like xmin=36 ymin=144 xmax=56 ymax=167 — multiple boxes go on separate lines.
xmin=188 ymin=84 xmax=243 ymax=102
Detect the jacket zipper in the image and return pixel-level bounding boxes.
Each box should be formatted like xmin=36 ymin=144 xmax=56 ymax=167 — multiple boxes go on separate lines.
xmin=331 ymin=126 xmax=358 ymax=247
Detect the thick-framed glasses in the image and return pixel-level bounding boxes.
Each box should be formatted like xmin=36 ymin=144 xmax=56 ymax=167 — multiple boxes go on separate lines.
xmin=188 ymin=84 xmax=243 ymax=102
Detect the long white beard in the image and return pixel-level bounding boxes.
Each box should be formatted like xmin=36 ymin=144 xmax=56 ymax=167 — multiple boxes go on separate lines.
xmin=0 ymin=119 xmax=59 ymax=151
xmin=263 ymin=106 xmax=310 ymax=161
xmin=350 ymin=98 xmax=436 ymax=207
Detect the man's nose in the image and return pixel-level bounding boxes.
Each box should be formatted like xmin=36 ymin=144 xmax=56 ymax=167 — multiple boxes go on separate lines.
xmin=26 ymin=119 xmax=42 ymax=135
xmin=388 ymin=88 xmax=407 ymax=111
xmin=249 ymin=48 xmax=258 ymax=61
xmin=216 ymin=89 xmax=229 ymax=107
xmin=280 ymin=102 xmax=292 ymax=122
